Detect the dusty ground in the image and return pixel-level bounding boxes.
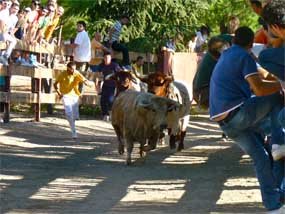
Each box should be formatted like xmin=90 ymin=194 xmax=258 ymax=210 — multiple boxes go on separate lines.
xmin=0 ymin=110 xmax=266 ymax=214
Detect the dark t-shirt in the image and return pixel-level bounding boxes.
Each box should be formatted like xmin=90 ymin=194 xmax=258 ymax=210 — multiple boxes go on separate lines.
xmin=193 ymin=52 xmax=217 ymax=91
xmin=99 ymin=62 xmax=121 ymax=87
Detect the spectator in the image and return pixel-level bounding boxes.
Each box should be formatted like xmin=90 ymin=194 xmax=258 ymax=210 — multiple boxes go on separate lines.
xmin=0 ymin=2 xmax=19 ymax=65
xmin=259 ymin=0 xmax=285 ymax=162
xmin=53 ymin=61 xmax=92 ymax=139
xmin=188 ymin=33 xmax=197 ymax=53
xmin=131 ymin=56 xmax=144 ymax=76
xmin=25 ymin=0 xmax=40 ymax=43
xmin=195 ymin=25 xmax=210 ymax=53
xmin=14 ymin=7 xmax=30 ymax=40
xmin=44 ymin=6 xmax=64 ymax=42
xmin=218 ymin=16 xmax=240 ymax=45
xmin=89 ymin=32 xmax=109 ymax=72
xmin=97 ymin=52 xmax=121 ymax=121
xmin=69 ymin=20 xmax=91 ymax=91
xmin=250 ymin=0 xmax=269 ymax=44
xmin=193 ymin=36 xmax=228 ymax=109
xmin=209 ymin=26 xmax=284 ymax=212
xmin=108 ymin=15 xmax=130 ymax=69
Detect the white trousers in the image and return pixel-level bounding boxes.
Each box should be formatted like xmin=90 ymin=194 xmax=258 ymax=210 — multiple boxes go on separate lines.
xmin=1 ymin=33 xmax=17 ymax=58
xmin=62 ymin=95 xmax=79 ymax=133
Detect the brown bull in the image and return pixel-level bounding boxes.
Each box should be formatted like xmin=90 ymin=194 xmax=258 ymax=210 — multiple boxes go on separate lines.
xmin=139 ymin=72 xmax=191 ymax=151
xmin=111 ymin=90 xmax=179 ymax=165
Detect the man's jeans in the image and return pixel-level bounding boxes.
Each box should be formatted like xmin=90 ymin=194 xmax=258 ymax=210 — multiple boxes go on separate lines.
xmin=100 ymin=84 xmax=115 ymax=116
xmin=218 ymin=93 xmax=284 ymax=211
xmin=111 ymin=41 xmax=130 ymax=66
xmin=279 ymin=107 xmax=285 ymax=128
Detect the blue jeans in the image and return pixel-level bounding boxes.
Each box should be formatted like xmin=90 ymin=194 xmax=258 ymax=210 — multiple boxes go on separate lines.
xmin=278 ymin=107 xmax=285 ymax=128
xmin=100 ymin=84 xmax=115 ymax=116
xmin=111 ymin=41 xmax=130 ymax=66
xmin=218 ymin=93 xmax=284 ymax=210
xmin=259 ymin=47 xmax=285 ymax=81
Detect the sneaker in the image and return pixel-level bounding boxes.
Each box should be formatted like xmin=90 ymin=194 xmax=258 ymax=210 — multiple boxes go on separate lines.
xmin=72 ymin=130 xmax=78 ymax=139
xmin=103 ymin=115 xmax=110 ymax=122
xmin=267 ymin=205 xmax=285 ymax=214
xmin=272 ymin=144 xmax=285 ymax=161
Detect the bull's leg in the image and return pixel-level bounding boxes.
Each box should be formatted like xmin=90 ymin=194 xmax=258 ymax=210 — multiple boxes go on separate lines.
xmin=168 ymin=128 xmax=176 ymax=149
xmin=113 ymin=125 xmax=124 ymax=154
xmin=177 ymin=115 xmax=189 ymax=151
xmin=126 ymin=139 xmax=134 ymax=165
xmin=177 ymin=131 xmax=186 ymax=151
xmin=139 ymin=140 xmax=147 ymax=157
xmin=158 ymin=131 xmax=165 ymax=145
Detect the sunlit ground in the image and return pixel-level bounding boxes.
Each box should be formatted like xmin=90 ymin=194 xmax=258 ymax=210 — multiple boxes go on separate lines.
xmin=30 ymin=177 xmax=105 ymax=201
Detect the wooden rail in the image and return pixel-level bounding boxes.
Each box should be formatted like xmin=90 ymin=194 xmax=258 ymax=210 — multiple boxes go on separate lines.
xmin=0 ymin=64 xmax=100 ymax=123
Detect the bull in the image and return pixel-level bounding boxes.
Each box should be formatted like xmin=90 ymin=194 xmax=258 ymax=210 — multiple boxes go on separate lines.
xmin=138 ymin=72 xmax=191 ymax=151
xmin=106 ymin=70 xmax=147 ymax=97
xmin=111 ymin=90 xmax=179 ymax=165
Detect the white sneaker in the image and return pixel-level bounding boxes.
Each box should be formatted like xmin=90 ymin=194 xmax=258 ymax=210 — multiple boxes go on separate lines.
xmin=272 ymin=144 xmax=285 ymax=161
xmin=103 ymin=115 xmax=110 ymax=122
xmin=267 ymin=205 xmax=285 ymax=214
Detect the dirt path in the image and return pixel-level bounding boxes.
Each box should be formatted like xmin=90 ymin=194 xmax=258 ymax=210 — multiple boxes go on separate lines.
xmin=0 ymin=112 xmax=265 ymax=214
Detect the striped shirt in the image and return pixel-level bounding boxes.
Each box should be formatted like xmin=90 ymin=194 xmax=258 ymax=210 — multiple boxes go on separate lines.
xmin=110 ymin=21 xmax=122 ymax=43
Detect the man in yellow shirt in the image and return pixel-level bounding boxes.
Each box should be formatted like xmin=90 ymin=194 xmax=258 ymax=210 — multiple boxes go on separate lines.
xmin=54 ymin=61 xmax=92 ymax=139
xmin=131 ymin=56 xmax=144 ymax=76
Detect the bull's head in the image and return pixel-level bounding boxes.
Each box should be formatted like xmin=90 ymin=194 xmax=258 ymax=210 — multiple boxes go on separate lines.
xmin=106 ymin=71 xmax=137 ymax=96
xmin=139 ymin=72 xmax=173 ymax=97
xmin=137 ymin=95 xmax=179 ymax=131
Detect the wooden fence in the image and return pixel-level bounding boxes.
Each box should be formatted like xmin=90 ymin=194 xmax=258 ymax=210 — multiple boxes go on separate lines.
xmin=0 ymin=41 xmax=198 ymax=123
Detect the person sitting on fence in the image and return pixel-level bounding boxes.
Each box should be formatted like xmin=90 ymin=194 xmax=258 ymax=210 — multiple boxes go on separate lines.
xmin=14 ymin=7 xmax=30 ymax=40
xmin=53 ymin=61 xmax=93 ymax=139
xmin=43 ymin=6 xmax=64 ymax=43
xmin=107 ymin=15 xmax=131 ymax=70
xmin=131 ymin=56 xmax=144 ymax=76
xmin=24 ymin=0 xmax=40 ymax=43
xmin=0 ymin=2 xmax=19 ymax=65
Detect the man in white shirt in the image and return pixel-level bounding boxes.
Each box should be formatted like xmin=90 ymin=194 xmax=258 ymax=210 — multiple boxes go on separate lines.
xmin=70 ymin=21 xmax=91 ymax=92
xmin=0 ymin=2 xmax=19 ymax=65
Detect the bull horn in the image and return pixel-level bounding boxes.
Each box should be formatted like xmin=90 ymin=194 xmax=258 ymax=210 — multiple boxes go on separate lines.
xmin=105 ymin=73 xmax=115 ymax=80
xmin=129 ymin=72 xmax=138 ymax=84
xmin=137 ymin=99 xmax=153 ymax=109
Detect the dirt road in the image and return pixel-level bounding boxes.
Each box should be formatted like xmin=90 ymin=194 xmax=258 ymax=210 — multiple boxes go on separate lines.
xmin=0 ymin=112 xmax=265 ymax=214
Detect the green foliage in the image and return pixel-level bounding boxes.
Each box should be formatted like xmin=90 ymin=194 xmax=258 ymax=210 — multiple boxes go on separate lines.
xmin=20 ymin=0 xmax=260 ymax=53
xmin=202 ymin=0 xmax=259 ymax=35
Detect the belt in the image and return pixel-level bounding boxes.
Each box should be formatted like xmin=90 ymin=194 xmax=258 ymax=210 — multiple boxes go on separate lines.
xmin=218 ymin=107 xmax=241 ymax=126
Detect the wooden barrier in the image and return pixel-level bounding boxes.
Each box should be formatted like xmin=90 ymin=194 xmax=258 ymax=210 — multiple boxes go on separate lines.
xmin=0 ymin=64 xmax=100 ymax=123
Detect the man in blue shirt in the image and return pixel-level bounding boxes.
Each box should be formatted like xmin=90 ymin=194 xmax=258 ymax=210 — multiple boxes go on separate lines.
xmin=210 ymin=26 xmax=284 ymax=212
xmin=98 ymin=52 xmax=121 ymax=121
